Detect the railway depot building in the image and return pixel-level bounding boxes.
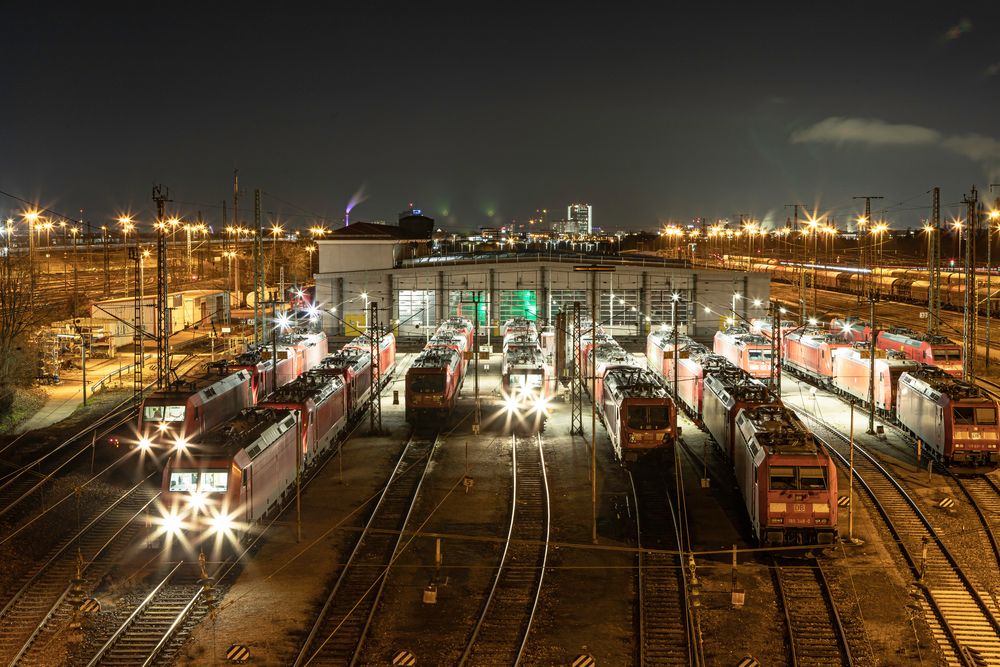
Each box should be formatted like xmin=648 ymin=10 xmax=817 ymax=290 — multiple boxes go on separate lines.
xmin=314 ymin=217 xmax=769 ymax=343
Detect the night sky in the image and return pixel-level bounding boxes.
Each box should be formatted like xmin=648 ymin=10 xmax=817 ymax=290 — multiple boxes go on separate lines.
xmin=3 ymin=3 xmax=1000 ymax=231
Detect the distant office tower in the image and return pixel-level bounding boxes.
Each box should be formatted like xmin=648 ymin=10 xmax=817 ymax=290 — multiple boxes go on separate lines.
xmin=567 ymin=204 xmax=592 ymax=235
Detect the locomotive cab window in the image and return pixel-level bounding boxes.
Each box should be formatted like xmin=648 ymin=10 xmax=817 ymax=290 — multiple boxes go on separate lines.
xmin=168 ymin=470 xmax=230 ymax=493
xmin=955 ymin=407 xmax=976 ymax=425
xmin=144 ymin=404 xmax=185 ymax=422
xmin=627 ymin=406 xmax=670 ymax=430
xmin=169 ymin=471 xmax=199 ymax=492
xmin=975 ymin=408 xmax=998 ymax=425
xmin=410 ymin=374 xmax=445 ymax=393
xmin=748 ymin=350 xmax=772 ymax=361
xmin=769 ymin=466 xmax=827 ymax=490
xmin=798 ymin=467 xmax=828 ymax=490
xmin=200 ymin=470 xmax=230 ymax=492
xmin=769 ymin=467 xmax=796 ymax=490
xmin=143 ymin=405 xmax=165 ymax=422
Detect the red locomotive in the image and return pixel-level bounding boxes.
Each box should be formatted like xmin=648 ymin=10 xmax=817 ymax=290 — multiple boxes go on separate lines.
xmin=877 ymin=329 xmax=962 ymax=377
xmin=733 ymin=404 xmax=838 ymax=545
xmin=830 ymin=348 xmax=920 ymax=417
xmin=830 ymin=321 xmax=963 ymax=377
xmin=501 ymin=344 xmax=550 ymax=407
xmin=645 ymin=331 xmax=726 ymax=416
xmin=405 ymin=347 xmax=465 ymax=424
xmin=750 ymin=318 xmax=796 ymax=340
xmin=702 ymin=365 xmax=779 ymax=462
xmin=258 ymin=372 xmax=349 ymax=467
xmin=441 ymin=316 xmax=476 ymax=349
xmin=897 ymin=367 xmax=1000 ymax=466
xmin=138 ymin=366 xmax=253 ymax=449
xmin=599 ymin=366 xmax=677 ymax=463
xmin=782 ymin=330 xmax=853 ymax=387
xmin=592 ymin=341 xmax=642 ymax=400
xmin=713 ymin=327 xmax=773 ymax=378
xmin=343 ymin=331 xmax=397 ymax=380
xmin=227 ymin=331 xmax=329 ymax=402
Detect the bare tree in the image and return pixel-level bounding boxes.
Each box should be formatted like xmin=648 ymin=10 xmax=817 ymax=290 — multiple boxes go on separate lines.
xmin=0 ymin=256 xmax=46 ymax=407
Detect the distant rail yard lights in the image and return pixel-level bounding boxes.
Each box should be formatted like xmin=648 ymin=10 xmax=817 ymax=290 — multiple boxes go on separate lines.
xmin=309 ymin=225 xmax=328 ymax=238
xmin=951 ymin=218 xmax=964 ymax=259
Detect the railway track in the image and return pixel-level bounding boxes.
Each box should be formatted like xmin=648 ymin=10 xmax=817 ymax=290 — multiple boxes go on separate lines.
xmin=459 ymin=433 xmax=550 ymax=666
xmin=0 ymin=483 xmax=159 ymax=665
xmin=773 ymin=555 xmax=853 ymax=666
xmin=293 ymin=433 xmax=439 ymax=667
xmin=84 ymin=560 xmax=220 ymax=667
xmin=0 ymin=400 xmax=137 ymax=521
xmin=628 ymin=462 xmax=695 ymax=666
xmin=791 ymin=408 xmax=1000 ymax=666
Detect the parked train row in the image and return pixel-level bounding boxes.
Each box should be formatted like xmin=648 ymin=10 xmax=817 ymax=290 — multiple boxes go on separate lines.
xmin=157 ymin=329 xmax=397 ymax=552
xmin=742 ymin=256 xmax=1000 ymax=314
xmin=404 ymin=317 xmax=473 ymax=425
xmin=568 ymin=318 xmax=678 ymax=462
xmin=779 ymin=326 xmax=999 ymax=466
xmin=136 ymin=331 xmax=330 ymax=448
xmin=500 ymin=318 xmax=551 ymax=409
xmin=646 ymin=329 xmax=839 ymax=545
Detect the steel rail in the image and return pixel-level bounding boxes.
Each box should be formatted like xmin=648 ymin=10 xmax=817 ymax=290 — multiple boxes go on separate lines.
xmin=792 ymin=407 xmax=1000 ymax=666
xmin=293 ymin=433 xmax=439 ymax=667
xmin=459 ymin=433 xmax=550 ymax=665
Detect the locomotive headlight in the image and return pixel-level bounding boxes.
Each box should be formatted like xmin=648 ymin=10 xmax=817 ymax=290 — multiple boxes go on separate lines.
xmin=812 ymin=502 xmax=830 ymax=513
xmin=209 ymin=512 xmax=233 ymax=535
xmin=157 ymin=422 xmax=169 ymax=432
xmin=160 ymin=512 xmax=183 ymax=536
xmin=505 ymin=395 xmax=519 ymax=414
xmin=137 ymin=437 xmax=153 ymax=451
xmin=532 ymin=395 xmax=550 ymax=415
xmin=187 ymin=491 xmax=207 ymax=512
xmin=173 ymin=437 xmax=188 ymax=452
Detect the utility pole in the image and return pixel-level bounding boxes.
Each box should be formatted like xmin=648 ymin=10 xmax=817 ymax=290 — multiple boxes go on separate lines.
xmin=254 ymin=189 xmax=264 ymax=346
xmin=963 ymin=186 xmax=979 ymax=382
xmin=570 ymin=302 xmax=583 ymax=436
xmin=769 ymin=300 xmax=780 ymax=394
xmin=129 ymin=246 xmax=143 ymax=403
xmin=852 ymin=195 xmax=883 ymax=435
xmin=987 ymin=186 xmax=1000 ymax=368
xmin=853 ymin=196 xmax=883 ymax=295
xmin=102 ymin=225 xmax=110 ymax=295
xmin=671 ymin=296 xmax=679 ymax=400
xmin=928 ymin=188 xmax=941 ymax=336
xmin=590 ymin=277 xmax=598 ymax=546
xmin=784 ymin=204 xmax=804 ymax=324
xmin=152 ymin=185 xmax=171 ymax=389
xmin=368 ymin=300 xmax=383 ymax=435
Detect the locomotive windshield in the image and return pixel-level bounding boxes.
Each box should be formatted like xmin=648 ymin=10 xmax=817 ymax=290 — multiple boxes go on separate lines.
xmin=748 ymin=350 xmax=773 ymax=361
xmin=509 ymin=372 xmax=543 ymax=389
xmin=143 ymin=404 xmax=186 ymax=422
xmin=168 ymin=469 xmax=230 ymax=493
xmin=769 ymin=466 xmax=827 ymax=490
xmin=954 ymin=406 xmax=997 ymax=425
xmin=410 ymin=374 xmax=445 ymax=393
xmin=627 ymin=406 xmax=670 ymax=430
xmin=934 ymin=349 xmax=961 ymax=361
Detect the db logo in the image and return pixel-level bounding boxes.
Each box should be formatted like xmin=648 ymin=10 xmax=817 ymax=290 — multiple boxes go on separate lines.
xmin=793 ymin=504 xmax=806 ymax=513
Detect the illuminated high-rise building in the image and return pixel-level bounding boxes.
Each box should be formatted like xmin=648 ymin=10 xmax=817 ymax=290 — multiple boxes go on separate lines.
xmin=567 ymin=203 xmax=593 ymax=235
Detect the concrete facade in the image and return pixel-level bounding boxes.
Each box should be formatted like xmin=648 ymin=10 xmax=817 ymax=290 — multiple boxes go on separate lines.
xmin=315 ymin=253 xmax=769 ymax=342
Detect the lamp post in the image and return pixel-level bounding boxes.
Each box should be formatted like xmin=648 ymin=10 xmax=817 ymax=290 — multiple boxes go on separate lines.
xmin=23 ymin=210 xmax=39 ymax=295
xmin=987 ymin=208 xmax=1000 ymax=367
